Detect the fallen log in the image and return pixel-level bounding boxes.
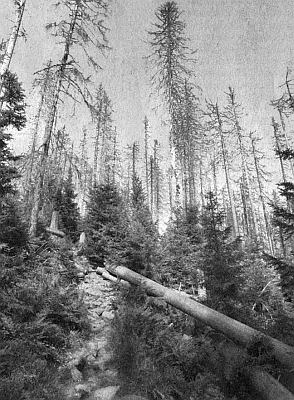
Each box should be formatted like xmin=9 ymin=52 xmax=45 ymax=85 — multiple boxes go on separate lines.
xmin=247 ymin=367 xmax=294 ymax=400
xmin=216 ymin=339 xmax=294 ymax=400
xmin=100 ymin=265 xmax=294 ymax=400
xmin=96 ymin=267 xmax=131 ymax=288
xmin=105 ymin=265 xmax=294 ymax=371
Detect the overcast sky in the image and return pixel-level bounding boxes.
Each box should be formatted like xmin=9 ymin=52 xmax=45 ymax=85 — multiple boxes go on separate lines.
xmin=2 ymin=0 xmax=294 ymax=155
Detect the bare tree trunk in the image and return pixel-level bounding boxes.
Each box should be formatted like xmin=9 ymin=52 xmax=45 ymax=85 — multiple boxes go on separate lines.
xmin=144 ymin=116 xmax=150 ymax=208
xmin=150 ymin=155 xmax=154 ymax=219
xmin=199 ymin=158 xmax=205 ymax=209
xmin=0 ymin=0 xmax=26 ymax=150
xmin=249 ymin=132 xmax=274 ymax=255
xmin=93 ymin=97 xmax=103 ymax=185
xmin=112 ymin=127 xmax=117 ymax=184
xmin=211 ymin=152 xmax=218 ymax=195
xmin=277 ymin=105 xmax=294 ymax=179
xmin=132 ymin=141 xmax=139 ymax=182
xmin=99 ymin=264 xmax=294 ymax=400
xmin=0 ymin=0 xmax=26 ymax=90
xmin=228 ymin=88 xmax=257 ymax=238
xmin=240 ymin=181 xmax=249 ymax=236
xmin=105 ymin=264 xmax=294 ymax=372
xmin=154 ymin=139 xmax=160 ymax=222
xmin=215 ymin=104 xmax=239 ymax=236
xmin=29 ymin=2 xmax=80 ymax=237
xmin=24 ymin=60 xmax=53 ymax=210
xmin=272 ymin=118 xmax=287 ymax=183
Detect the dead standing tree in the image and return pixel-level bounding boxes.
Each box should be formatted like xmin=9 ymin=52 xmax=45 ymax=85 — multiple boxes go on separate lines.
xmin=206 ymin=101 xmax=239 ymax=238
xmin=0 ymin=0 xmax=27 ymax=107
xmin=29 ymin=0 xmax=109 ymax=237
xmin=147 ymin=1 xmax=196 ymax=212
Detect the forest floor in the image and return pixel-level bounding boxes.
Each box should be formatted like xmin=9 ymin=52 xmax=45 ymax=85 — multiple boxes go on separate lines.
xmin=61 ymin=253 xmax=135 ymax=400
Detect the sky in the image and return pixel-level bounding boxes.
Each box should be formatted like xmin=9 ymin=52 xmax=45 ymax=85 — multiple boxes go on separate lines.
xmin=2 ymin=0 xmax=294 ymax=162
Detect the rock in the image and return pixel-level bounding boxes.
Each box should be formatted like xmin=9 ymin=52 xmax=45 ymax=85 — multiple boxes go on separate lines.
xmin=86 ymin=354 xmax=97 ymax=363
xmin=100 ymin=287 xmax=113 ymax=293
xmin=182 ymin=334 xmax=192 ymax=341
xmin=118 ymin=396 xmax=149 ymax=400
xmin=70 ymin=366 xmax=83 ymax=382
xmin=102 ymin=311 xmax=115 ymax=321
xmin=92 ymin=385 xmax=120 ymax=400
xmin=91 ymin=359 xmax=108 ymax=372
xmin=104 ymin=369 xmax=118 ymax=379
xmin=79 ymin=232 xmax=87 ymax=246
xmin=77 ymin=272 xmax=85 ymax=280
xmin=94 ymin=308 xmax=104 ymax=316
xmin=75 ymin=382 xmax=95 ymax=394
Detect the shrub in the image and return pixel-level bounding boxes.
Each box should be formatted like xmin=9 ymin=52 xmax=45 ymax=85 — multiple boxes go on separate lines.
xmin=109 ymin=287 xmax=226 ymax=400
xmin=0 ymin=239 xmax=90 ymax=399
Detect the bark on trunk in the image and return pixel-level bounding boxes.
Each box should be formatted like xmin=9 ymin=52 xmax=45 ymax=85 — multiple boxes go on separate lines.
xmin=249 ymin=132 xmax=274 ymax=255
xmin=29 ymin=2 xmax=80 ymax=238
xmin=98 ymin=265 xmax=294 ymax=400
xmin=215 ymin=104 xmax=239 ymax=236
xmin=105 ymin=264 xmax=294 ymax=371
xmin=0 ymin=0 xmax=26 ymax=77
xmin=144 ymin=117 xmax=150 ymax=208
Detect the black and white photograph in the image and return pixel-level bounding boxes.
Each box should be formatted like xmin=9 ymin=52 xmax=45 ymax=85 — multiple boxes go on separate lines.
xmin=1 ymin=1 xmax=294 ymax=399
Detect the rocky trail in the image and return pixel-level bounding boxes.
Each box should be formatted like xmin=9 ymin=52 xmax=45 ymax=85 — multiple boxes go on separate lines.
xmin=62 ymin=254 xmax=147 ymax=400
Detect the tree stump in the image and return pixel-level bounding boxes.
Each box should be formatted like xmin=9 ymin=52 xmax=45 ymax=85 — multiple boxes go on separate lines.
xmin=46 ymin=211 xmax=66 ymax=238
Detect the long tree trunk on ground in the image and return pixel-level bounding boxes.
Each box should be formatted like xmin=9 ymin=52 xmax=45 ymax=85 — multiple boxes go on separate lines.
xmin=98 ymin=265 xmax=294 ymax=400
xmin=104 ymin=264 xmax=294 ymax=371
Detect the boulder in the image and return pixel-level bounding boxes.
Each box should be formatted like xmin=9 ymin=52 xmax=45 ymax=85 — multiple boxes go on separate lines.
xmin=92 ymin=385 xmax=120 ymax=400
xmin=70 ymin=366 xmax=83 ymax=382
xmin=118 ymin=396 xmax=149 ymax=400
xmin=102 ymin=311 xmax=115 ymax=321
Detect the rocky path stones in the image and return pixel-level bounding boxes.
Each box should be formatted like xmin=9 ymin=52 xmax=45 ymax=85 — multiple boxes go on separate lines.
xmin=64 ymin=255 xmax=121 ymax=400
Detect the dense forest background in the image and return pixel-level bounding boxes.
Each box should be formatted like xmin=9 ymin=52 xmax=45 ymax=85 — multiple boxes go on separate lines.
xmin=1 ymin=1 xmax=294 ymax=399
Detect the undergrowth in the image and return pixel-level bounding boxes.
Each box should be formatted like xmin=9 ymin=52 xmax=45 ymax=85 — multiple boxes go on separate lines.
xmin=0 ymin=238 xmax=90 ymax=400
xmin=109 ymin=287 xmax=227 ymax=400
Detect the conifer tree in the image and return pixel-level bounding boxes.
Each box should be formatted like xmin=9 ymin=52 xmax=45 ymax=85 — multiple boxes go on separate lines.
xmin=269 ymin=148 xmax=294 ymax=300
xmin=249 ymin=131 xmax=274 ymax=254
xmin=148 ymin=1 xmax=195 ymax=210
xmin=0 ymin=71 xmax=26 ymax=208
xmin=52 ymin=171 xmax=80 ymax=241
xmin=223 ymin=87 xmax=257 ymax=240
xmin=200 ymin=192 xmax=243 ymax=313
xmin=84 ymin=183 xmax=125 ymax=267
xmin=124 ymin=174 xmax=158 ymax=275
xmin=159 ymin=205 xmax=202 ymax=292
xmin=0 ymin=0 xmax=26 ymax=109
